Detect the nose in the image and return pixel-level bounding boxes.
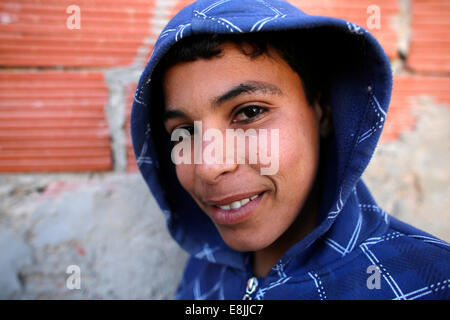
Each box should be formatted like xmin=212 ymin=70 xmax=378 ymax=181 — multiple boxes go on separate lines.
xmin=193 ymin=126 xmax=238 ymax=184
xmin=194 ymin=160 xmax=238 ymax=184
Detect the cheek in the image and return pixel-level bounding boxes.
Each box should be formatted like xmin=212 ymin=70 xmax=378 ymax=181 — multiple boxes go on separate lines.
xmin=276 ymin=112 xmax=320 ymax=195
xmin=175 ymin=164 xmax=195 ymax=193
xmin=283 ymin=125 xmax=319 ymax=168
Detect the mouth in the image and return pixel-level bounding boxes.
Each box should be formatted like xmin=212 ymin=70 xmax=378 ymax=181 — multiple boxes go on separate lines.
xmin=206 ymin=191 xmax=266 ymax=226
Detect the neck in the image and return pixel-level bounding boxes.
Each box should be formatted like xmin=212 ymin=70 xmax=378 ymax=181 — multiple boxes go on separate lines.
xmin=251 ymin=178 xmax=320 ymax=278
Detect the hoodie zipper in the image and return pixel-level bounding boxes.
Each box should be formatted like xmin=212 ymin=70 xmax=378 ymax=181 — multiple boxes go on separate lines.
xmin=242 ymin=276 xmax=259 ymax=300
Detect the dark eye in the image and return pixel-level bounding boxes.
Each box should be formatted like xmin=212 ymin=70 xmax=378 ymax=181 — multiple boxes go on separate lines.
xmin=170 ymin=125 xmax=194 ymax=136
xmin=232 ymin=105 xmax=267 ymax=123
xmin=169 ymin=125 xmax=194 ymax=145
xmin=181 ymin=125 xmax=195 ymax=135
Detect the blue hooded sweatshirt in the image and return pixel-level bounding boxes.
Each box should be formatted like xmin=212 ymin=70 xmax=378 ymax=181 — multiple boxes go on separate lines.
xmin=130 ymin=0 xmax=450 ymax=300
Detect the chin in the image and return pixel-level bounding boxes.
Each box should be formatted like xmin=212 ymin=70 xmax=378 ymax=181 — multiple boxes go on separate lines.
xmin=219 ymin=227 xmax=276 ymax=253
xmin=225 ymin=241 xmax=265 ymax=253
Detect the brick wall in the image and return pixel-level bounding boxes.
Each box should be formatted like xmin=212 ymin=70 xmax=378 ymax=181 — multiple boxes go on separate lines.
xmin=1 ymin=0 xmax=449 ymax=173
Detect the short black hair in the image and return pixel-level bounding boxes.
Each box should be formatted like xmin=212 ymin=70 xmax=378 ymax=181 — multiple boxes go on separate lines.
xmin=154 ymin=30 xmax=329 ymax=107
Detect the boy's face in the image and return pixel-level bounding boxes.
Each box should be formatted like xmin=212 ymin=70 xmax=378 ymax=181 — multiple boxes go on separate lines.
xmin=162 ymin=42 xmax=321 ymax=252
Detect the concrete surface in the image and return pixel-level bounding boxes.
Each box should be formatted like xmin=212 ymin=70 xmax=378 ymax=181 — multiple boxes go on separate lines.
xmin=0 ymin=173 xmax=188 ymax=299
xmin=364 ymin=103 xmax=450 ymax=241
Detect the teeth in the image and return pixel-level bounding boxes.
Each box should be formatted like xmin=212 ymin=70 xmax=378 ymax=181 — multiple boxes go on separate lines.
xmin=240 ymin=198 xmax=250 ymax=206
xmin=218 ymin=194 xmax=260 ymax=210
xmin=230 ymin=201 xmax=241 ymax=209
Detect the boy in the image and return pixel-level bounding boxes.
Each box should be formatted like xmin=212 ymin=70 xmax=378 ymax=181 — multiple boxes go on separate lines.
xmin=130 ymin=0 xmax=449 ymax=299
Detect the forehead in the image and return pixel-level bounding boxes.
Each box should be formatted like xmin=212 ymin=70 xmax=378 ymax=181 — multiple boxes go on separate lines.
xmin=161 ymin=42 xmax=300 ymax=111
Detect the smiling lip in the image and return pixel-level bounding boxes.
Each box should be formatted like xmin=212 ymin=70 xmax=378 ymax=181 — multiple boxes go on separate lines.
xmin=207 ymin=191 xmax=266 ymax=226
xmin=205 ymin=191 xmax=265 ymax=206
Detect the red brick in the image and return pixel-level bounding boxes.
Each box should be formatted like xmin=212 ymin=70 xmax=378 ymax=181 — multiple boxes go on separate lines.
xmin=0 ymin=159 xmax=112 ymax=173
xmin=0 ymin=0 xmax=156 ymax=67
xmin=408 ymin=0 xmax=450 ymax=74
xmin=287 ymin=0 xmax=400 ymax=59
xmin=125 ymin=82 xmax=139 ymax=173
xmin=0 ymin=71 xmax=112 ymax=172
xmin=381 ymin=75 xmax=450 ymax=142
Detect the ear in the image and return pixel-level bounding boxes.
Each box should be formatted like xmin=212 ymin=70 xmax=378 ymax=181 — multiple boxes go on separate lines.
xmin=313 ymin=100 xmax=332 ymax=138
xmin=312 ymin=100 xmax=323 ymax=121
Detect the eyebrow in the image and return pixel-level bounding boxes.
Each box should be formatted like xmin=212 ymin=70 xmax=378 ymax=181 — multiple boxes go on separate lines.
xmin=212 ymin=81 xmax=283 ymax=107
xmin=163 ymin=80 xmax=283 ymax=123
xmin=163 ymin=109 xmax=188 ymax=123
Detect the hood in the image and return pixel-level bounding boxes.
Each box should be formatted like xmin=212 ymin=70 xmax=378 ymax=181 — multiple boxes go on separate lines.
xmin=130 ymin=0 xmax=393 ymax=272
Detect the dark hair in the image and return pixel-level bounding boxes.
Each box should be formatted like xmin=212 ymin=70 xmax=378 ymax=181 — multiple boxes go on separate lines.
xmin=154 ymin=30 xmax=329 ymax=107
